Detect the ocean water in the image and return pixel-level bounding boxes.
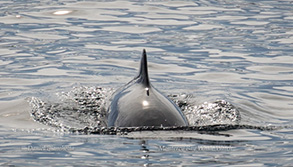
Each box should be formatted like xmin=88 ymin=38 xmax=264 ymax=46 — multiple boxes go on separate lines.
xmin=0 ymin=0 xmax=293 ymax=166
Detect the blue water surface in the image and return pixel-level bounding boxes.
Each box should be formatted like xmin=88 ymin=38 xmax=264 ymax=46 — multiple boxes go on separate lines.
xmin=0 ymin=0 xmax=292 ymax=166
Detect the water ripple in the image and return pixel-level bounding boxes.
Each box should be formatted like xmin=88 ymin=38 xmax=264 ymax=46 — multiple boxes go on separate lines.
xmin=0 ymin=0 xmax=293 ymax=166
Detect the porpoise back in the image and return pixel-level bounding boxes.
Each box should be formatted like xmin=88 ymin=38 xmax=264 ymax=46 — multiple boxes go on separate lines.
xmin=107 ymin=50 xmax=188 ymax=127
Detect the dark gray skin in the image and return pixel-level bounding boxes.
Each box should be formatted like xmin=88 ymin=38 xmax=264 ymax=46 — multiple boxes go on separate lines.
xmin=107 ymin=50 xmax=188 ymax=127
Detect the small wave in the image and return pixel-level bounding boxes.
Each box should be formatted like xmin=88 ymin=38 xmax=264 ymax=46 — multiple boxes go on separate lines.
xmin=28 ymin=86 xmax=262 ymax=135
xmin=29 ymin=86 xmax=113 ymax=131
xmin=69 ymin=124 xmax=282 ymax=135
xmin=168 ymin=94 xmax=241 ymax=126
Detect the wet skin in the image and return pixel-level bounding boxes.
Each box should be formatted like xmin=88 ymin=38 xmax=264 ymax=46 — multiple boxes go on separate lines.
xmin=107 ymin=50 xmax=188 ymax=127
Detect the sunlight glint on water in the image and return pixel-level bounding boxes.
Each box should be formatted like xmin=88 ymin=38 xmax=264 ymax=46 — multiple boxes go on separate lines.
xmin=0 ymin=0 xmax=292 ymax=166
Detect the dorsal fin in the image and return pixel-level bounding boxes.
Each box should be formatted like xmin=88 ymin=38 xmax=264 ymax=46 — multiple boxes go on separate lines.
xmin=137 ymin=49 xmax=150 ymax=91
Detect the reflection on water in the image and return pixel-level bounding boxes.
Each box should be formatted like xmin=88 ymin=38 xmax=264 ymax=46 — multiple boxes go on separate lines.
xmin=0 ymin=0 xmax=293 ymax=166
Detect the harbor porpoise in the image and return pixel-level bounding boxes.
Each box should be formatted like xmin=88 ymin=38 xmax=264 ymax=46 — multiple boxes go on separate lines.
xmin=107 ymin=49 xmax=188 ymax=127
